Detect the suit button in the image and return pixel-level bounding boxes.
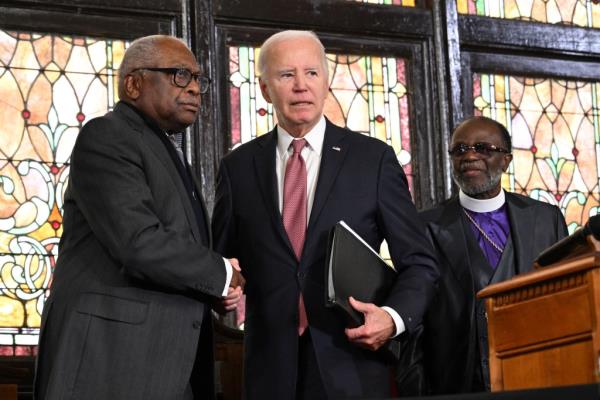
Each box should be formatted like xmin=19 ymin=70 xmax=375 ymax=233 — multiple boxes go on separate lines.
xmin=192 ymin=320 xmax=202 ymax=329
xmin=297 ymin=271 xmax=305 ymax=279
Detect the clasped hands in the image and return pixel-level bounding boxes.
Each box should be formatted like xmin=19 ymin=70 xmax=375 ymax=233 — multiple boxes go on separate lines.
xmin=214 ymin=258 xmax=245 ymax=315
xmin=344 ymin=296 xmax=395 ymax=351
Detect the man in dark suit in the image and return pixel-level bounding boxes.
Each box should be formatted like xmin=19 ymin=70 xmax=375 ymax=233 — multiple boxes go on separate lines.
xmin=212 ymin=30 xmax=439 ymax=399
xmin=34 ymin=35 xmax=244 ymax=400
xmin=407 ymin=116 xmax=568 ymax=394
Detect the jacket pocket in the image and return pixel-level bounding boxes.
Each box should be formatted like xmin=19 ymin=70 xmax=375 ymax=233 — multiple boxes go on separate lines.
xmin=76 ymin=292 xmax=148 ymax=324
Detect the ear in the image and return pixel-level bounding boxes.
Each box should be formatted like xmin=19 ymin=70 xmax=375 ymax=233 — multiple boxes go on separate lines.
xmin=124 ymin=74 xmax=143 ymax=100
xmin=258 ymin=77 xmax=272 ymax=104
xmin=502 ymin=153 xmax=513 ymax=172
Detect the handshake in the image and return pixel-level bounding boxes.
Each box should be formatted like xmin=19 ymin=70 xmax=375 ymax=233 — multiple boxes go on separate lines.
xmin=214 ymin=258 xmax=245 ymax=315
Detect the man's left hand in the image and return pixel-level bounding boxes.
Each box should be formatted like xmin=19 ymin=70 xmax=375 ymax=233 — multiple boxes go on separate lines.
xmin=213 ymin=286 xmax=243 ymax=315
xmin=345 ymin=296 xmax=395 ymax=351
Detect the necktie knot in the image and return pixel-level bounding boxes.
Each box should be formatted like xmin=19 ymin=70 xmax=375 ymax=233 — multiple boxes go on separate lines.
xmin=291 ymin=139 xmax=307 ymax=155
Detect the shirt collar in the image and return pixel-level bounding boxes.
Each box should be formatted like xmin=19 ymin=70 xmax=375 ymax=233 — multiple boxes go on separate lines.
xmin=459 ymin=189 xmax=506 ymax=213
xmin=276 ymin=116 xmax=326 ymax=158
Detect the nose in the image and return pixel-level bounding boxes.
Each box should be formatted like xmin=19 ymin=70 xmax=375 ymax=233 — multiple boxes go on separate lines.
xmin=293 ymin=74 xmax=307 ymax=91
xmin=186 ymin=76 xmax=201 ymax=96
xmin=462 ymin=149 xmax=482 ymax=161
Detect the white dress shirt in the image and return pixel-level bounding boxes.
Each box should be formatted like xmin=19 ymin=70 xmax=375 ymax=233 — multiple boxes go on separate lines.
xmin=275 ymin=116 xmax=404 ymax=337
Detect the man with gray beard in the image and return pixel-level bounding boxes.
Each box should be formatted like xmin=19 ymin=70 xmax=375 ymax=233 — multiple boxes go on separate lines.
xmin=397 ymin=116 xmax=567 ymax=395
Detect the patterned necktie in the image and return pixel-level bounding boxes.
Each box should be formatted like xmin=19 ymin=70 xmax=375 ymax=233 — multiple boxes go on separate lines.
xmin=169 ymin=132 xmax=185 ymax=165
xmin=282 ymin=138 xmax=309 ymax=335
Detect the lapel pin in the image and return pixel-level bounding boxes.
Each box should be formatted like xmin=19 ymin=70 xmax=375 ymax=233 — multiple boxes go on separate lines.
xmin=332 ymin=146 xmax=341 ymax=152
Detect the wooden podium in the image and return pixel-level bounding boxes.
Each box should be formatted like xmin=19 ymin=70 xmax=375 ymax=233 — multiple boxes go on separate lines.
xmin=478 ymin=235 xmax=600 ymax=391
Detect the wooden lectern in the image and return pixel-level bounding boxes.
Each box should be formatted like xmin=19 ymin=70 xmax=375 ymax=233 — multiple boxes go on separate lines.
xmin=478 ymin=233 xmax=600 ymax=391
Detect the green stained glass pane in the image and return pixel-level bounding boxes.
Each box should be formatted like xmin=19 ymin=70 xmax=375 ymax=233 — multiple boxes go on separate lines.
xmin=474 ymin=72 xmax=600 ymax=231
xmin=458 ymin=0 xmax=600 ymax=28
xmin=0 ymin=29 xmax=127 ymax=355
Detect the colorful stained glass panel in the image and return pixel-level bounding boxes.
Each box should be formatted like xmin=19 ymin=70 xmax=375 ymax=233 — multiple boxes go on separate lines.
xmin=228 ymin=46 xmax=413 ymax=189
xmin=473 ymin=73 xmax=600 ymax=233
xmin=457 ymin=0 xmax=600 ymax=28
xmin=0 ymin=29 xmax=126 ymax=355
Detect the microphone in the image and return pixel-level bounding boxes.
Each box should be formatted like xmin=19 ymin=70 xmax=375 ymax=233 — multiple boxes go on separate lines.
xmin=535 ymin=215 xmax=600 ymax=267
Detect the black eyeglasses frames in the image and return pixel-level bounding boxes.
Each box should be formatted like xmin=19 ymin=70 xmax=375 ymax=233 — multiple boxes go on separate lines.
xmin=131 ymin=67 xmax=210 ymax=93
xmin=448 ymin=143 xmax=511 ymax=157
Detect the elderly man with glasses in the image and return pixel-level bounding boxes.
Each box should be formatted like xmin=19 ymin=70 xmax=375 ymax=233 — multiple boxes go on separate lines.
xmin=397 ymin=116 xmax=568 ymax=395
xmin=34 ymin=35 xmax=244 ymax=400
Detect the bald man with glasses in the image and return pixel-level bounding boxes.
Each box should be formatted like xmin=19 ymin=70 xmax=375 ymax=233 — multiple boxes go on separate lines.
xmin=34 ymin=35 xmax=244 ymax=400
xmin=398 ymin=116 xmax=568 ymax=395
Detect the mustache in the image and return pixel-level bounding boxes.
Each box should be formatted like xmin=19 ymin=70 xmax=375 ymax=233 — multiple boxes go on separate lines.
xmin=459 ymin=160 xmax=485 ymax=171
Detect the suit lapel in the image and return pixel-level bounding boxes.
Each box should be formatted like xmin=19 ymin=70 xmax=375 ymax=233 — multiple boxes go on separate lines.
xmin=434 ymin=199 xmax=475 ymax=295
xmin=307 ymin=121 xmax=349 ymax=231
xmin=505 ymin=193 xmax=535 ymax=274
xmin=116 ymin=104 xmax=202 ymax=242
xmin=253 ymin=130 xmax=297 ymax=259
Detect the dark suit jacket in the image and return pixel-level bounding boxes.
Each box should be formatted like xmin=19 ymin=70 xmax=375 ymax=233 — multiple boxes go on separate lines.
xmin=34 ymin=102 xmax=227 ymax=400
xmin=405 ymin=193 xmax=567 ymax=395
xmin=212 ymin=120 xmax=439 ymax=399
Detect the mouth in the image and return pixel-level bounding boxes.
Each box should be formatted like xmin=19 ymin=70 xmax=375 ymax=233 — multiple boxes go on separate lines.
xmin=460 ymin=167 xmax=485 ymax=177
xmin=180 ymin=102 xmax=199 ymax=112
xmin=290 ymin=101 xmax=313 ymax=107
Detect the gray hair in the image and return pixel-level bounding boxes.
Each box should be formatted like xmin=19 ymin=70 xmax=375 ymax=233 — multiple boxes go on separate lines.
xmin=117 ymin=35 xmax=187 ymax=99
xmin=258 ymin=30 xmax=328 ymax=81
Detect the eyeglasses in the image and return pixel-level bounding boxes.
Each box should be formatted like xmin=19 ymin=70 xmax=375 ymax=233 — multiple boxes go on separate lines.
xmin=448 ymin=142 xmax=511 ymax=157
xmin=131 ymin=67 xmax=210 ymax=93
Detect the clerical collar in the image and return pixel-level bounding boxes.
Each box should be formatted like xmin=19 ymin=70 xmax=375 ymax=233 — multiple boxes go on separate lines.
xmin=459 ymin=189 xmax=506 ymax=213
xmin=276 ymin=115 xmax=325 ymax=158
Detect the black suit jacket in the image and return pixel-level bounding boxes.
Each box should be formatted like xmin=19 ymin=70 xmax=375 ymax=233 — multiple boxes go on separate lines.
xmin=34 ymin=102 xmax=227 ymax=400
xmin=403 ymin=193 xmax=568 ymax=395
xmin=212 ymin=120 xmax=439 ymax=399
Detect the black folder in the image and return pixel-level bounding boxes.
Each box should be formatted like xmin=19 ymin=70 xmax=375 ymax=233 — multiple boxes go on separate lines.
xmin=325 ymin=221 xmax=397 ymax=328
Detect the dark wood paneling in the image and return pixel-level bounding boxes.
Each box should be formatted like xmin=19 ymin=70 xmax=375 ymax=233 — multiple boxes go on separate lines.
xmin=4 ymin=0 xmax=182 ymax=13
xmin=469 ymin=52 xmax=600 ymax=81
xmin=0 ymin=6 xmax=174 ymax=39
xmin=460 ymin=15 xmax=600 ymax=58
xmin=214 ymin=0 xmax=433 ymax=38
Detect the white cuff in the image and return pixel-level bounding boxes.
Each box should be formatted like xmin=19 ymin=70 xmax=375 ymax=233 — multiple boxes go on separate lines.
xmin=221 ymin=258 xmax=233 ymax=297
xmin=381 ymin=306 xmax=405 ymax=338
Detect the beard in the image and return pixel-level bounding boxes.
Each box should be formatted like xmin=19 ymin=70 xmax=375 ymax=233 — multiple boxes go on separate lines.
xmin=452 ymin=161 xmax=503 ymax=197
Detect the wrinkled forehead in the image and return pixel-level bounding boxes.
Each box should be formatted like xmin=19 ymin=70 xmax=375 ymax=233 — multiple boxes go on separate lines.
xmin=156 ymin=40 xmax=200 ymax=70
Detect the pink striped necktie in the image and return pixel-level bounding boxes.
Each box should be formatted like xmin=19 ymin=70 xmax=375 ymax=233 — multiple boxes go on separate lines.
xmin=282 ymin=138 xmax=309 ymax=336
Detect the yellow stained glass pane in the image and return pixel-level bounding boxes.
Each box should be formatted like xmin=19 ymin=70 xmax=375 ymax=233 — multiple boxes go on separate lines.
xmin=0 ymin=29 xmax=127 ymax=354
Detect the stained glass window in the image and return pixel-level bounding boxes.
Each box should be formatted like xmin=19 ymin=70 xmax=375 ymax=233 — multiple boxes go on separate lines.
xmin=457 ymin=0 xmax=600 ymax=28
xmin=473 ymin=73 xmax=600 ymax=233
xmin=0 ymin=29 xmax=126 ymax=355
xmin=352 ymin=0 xmax=416 ymax=5
xmin=228 ymin=46 xmax=413 ymax=189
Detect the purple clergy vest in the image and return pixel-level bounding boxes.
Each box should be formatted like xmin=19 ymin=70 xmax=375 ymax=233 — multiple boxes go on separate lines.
xmin=464 ymin=204 xmax=510 ymax=268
